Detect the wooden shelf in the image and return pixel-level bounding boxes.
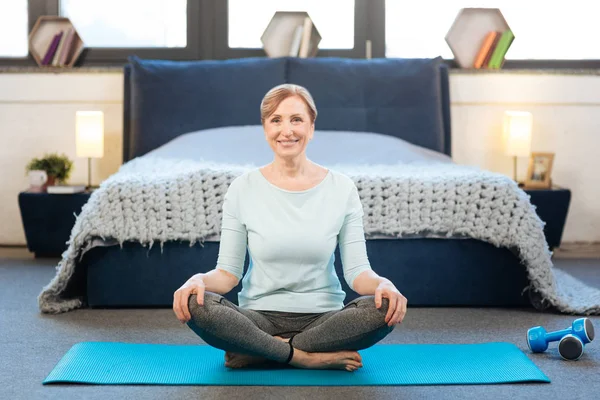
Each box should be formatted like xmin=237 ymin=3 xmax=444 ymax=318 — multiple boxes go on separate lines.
xmin=260 ymin=11 xmax=321 ymax=58
xmin=445 ymin=8 xmax=512 ymax=69
xmin=29 ymin=16 xmax=85 ymax=68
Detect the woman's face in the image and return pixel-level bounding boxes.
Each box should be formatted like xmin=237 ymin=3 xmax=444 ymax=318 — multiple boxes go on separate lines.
xmin=263 ymin=96 xmax=314 ymax=160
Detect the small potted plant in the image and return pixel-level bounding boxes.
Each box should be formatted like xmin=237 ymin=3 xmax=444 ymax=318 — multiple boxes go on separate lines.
xmin=25 ymin=153 xmax=74 ymax=190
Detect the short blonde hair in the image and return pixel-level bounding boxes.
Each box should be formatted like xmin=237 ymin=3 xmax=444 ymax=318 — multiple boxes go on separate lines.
xmin=260 ymin=84 xmax=317 ymax=125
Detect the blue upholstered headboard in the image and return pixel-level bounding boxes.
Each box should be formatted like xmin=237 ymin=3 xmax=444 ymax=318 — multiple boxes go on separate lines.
xmin=123 ymin=56 xmax=451 ymax=162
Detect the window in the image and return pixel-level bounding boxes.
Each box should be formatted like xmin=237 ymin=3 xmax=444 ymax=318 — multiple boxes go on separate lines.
xmin=386 ymin=0 xmax=599 ymax=60
xmin=228 ymin=0 xmax=355 ymax=49
xmin=59 ymin=0 xmax=187 ymax=48
xmin=2 ymin=0 xmax=595 ymax=67
xmin=0 ymin=0 xmax=200 ymax=65
xmin=0 ymin=0 xmax=28 ymax=57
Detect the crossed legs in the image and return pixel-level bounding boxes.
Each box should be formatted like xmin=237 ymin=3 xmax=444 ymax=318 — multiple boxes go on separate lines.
xmin=186 ymin=292 xmax=395 ymax=370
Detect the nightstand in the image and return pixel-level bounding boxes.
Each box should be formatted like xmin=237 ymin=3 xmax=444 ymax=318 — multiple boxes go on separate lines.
xmin=524 ymin=186 xmax=571 ymax=250
xmin=18 ymin=191 xmax=91 ymax=257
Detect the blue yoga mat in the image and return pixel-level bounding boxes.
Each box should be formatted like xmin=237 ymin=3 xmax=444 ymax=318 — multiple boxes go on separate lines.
xmin=43 ymin=342 xmax=550 ymax=386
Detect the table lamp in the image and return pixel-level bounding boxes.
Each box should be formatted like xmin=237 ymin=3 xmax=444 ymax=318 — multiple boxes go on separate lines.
xmin=503 ymin=111 xmax=532 ymax=182
xmin=76 ymin=111 xmax=104 ymax=188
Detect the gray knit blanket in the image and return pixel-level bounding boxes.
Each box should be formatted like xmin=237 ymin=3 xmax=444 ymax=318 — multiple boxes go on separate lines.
xmin=38 ymin=157 xmax=600 ymax=315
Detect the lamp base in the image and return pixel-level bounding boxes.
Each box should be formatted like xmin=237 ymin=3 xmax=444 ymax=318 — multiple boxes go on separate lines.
xmin=85 ymin=158 xmax=101 ymax=191
xmin=87 ymin=157 xmax=92 ymax=188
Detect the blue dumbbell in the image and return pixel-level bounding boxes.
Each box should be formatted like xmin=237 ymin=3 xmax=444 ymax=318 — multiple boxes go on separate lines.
xmin=527 ymin=318 xmax=595 ymax=360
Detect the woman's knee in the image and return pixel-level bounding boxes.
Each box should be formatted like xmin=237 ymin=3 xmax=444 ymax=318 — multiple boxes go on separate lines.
xmin=187 ymin=291 xmax=222 ymax=320
xmin=352 ymin=295 xmax=391 ymax=325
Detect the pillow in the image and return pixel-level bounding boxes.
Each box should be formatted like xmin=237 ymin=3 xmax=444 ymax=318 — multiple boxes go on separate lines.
xmin=286 ymin=57 xmax=446 ymax=153
xmin=128 ymin=56 xmax=287 ymax=158
xmin=144 ymin=125 xmax=453 ymax=167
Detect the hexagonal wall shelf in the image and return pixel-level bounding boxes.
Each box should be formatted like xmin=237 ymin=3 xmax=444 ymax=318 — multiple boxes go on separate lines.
xmin=445 ymin=8 xmax=513 ymax=69
xmin=261 ymin=11 xmax=321 ymax=58
xmin=29 ymin=16 xmax=85 ymax=67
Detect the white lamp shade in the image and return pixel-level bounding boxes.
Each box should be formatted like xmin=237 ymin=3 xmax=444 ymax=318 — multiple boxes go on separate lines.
xmin=76 ymin=111 xmax=104 ymax=158
xmin=503 ymin=111 xmax=532 ymax=157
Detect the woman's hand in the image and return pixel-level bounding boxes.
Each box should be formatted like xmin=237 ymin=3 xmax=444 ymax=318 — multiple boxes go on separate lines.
xmin=374 ymin=281 xmax=408 ymax=327
xmin=173 ymin=275 xmax=206 ymax=324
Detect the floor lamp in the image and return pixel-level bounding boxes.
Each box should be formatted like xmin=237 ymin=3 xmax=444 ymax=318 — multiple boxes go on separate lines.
xmin=76 ymin=111 xmax=104 ymax=189
xmin=503 ymin=111 xmax=532 ymax=183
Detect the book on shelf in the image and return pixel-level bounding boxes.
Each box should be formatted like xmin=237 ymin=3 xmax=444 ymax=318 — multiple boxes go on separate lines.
xmin=473 ymin=31 xmax=498 ymax=69
xmin=482 ymin=31 xmax=501 ymax=68
xmin=298 ymin=17 xmax=313 ymax=58
xmin=289 ymin=25 xmax=303 ymax=56
xmin=287 ymin=17 xmax=318 ymax=58
xmin=47 ymin=185 xmax=86 ymax=194
xmin=58 ymin=27 xmax=76 ymax=66
xmin=488 ymin=29 xmax=515 ymax=69
xmin=42 ymin=31 xmax=63 ymax=66
xmin=52 ymin=29 xmax=69 ymax=66
xmin=472 ymin=29 xmax=514 ymax=69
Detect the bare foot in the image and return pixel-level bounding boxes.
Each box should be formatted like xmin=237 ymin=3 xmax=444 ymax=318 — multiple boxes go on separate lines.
xmin=224 ymin=335 xmax=289 ymax=368
xmin=224 ymin=351 xmax=267 ymax=368
xmin=290 ymin=349 xmax=363 ymax=372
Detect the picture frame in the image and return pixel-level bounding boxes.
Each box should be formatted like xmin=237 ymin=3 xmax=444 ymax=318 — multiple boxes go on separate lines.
xmin=525 ymin=152 xmax=555 ymax=189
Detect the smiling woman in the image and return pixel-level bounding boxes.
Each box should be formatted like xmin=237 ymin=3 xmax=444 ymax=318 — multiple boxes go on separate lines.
xmin=261 ymin=84 xmax=316 ymax=159
xmin=259 ymin=84 xmax=325 ymax=190
xmin=170 ymin=81 xmax=404 ymax=371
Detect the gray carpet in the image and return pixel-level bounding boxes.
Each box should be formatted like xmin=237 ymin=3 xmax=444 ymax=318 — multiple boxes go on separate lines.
xmin=1 ymin=251 xmax=599 ymax=400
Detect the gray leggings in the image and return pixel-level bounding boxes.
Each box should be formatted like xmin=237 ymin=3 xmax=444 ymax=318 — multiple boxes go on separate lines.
xmin=186 ymin=291 xmax=395 ymax=364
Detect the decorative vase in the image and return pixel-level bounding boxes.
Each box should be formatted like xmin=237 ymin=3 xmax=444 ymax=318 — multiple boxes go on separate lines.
xmin=28 ymin=170 xmax=47 ymax=193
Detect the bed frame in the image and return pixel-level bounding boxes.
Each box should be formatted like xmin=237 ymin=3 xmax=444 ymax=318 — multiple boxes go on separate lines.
xmin=73 ymin=56 xmax=536 ymax=310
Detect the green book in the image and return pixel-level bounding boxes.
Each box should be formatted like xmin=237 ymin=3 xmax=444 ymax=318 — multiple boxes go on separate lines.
xmin=488 ymin=30 xmax=515 ymax=69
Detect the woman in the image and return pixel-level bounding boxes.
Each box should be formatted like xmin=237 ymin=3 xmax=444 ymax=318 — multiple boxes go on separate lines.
xmin=173 ymin=84 xmax=408 ymax=372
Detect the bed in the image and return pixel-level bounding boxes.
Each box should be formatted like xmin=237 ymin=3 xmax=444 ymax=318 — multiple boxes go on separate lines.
xmin=47 ymin=56 xmax=544 ymax=312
